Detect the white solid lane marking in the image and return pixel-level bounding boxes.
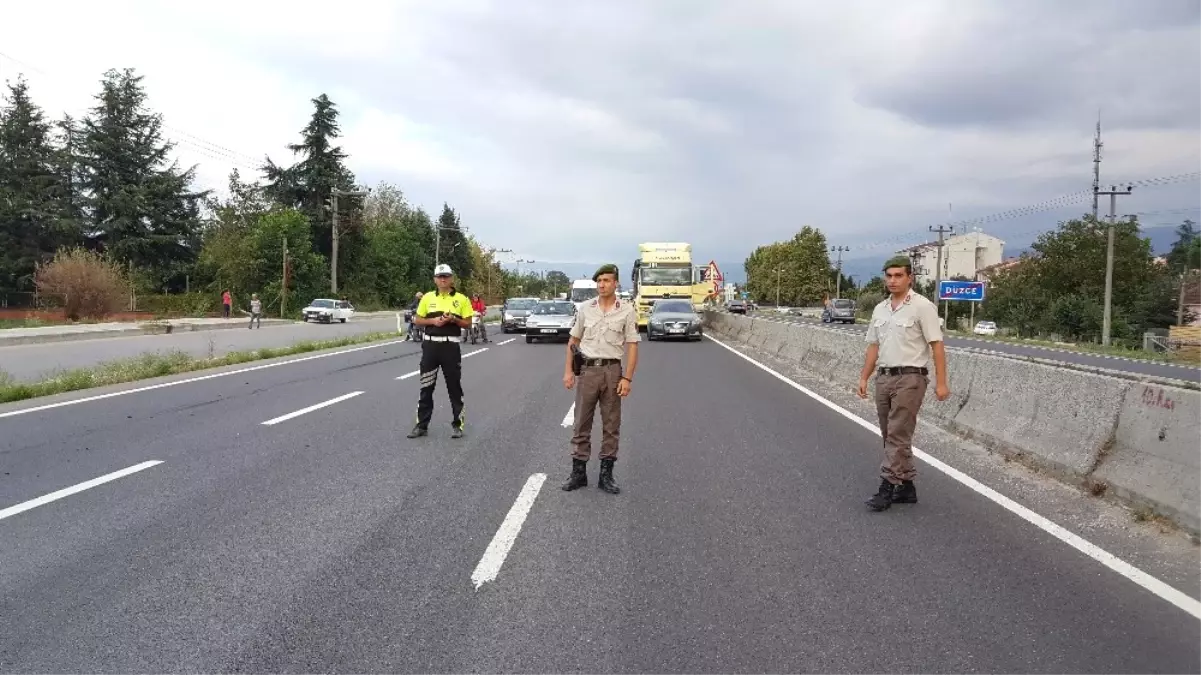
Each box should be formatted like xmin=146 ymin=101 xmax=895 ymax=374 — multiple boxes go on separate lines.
xmin=0 ymin=460 xmax=163 ymax=522
xmin=0 ymin=339 xmax=410 ymax=420
xmin=471 ymin=473 xmax=547 ymax=590
xmin=261 ymin=391 xmax=364 ymax=426
xmin=497 ymin=338 xmax=516 ymax=346
xmin=703 ymin=333 xmax=1201 ymax=621
xmin=561 ymin=402 xmax=575 ymax=427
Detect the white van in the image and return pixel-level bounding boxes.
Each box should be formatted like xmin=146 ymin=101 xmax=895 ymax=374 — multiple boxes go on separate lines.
xmin=570 ymin=279 xmax=599 ymax=304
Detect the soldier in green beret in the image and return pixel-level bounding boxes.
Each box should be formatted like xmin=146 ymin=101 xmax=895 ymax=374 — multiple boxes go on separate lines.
xmin=561 ymin=263 xmax=640 ymax=494
xmin=856 ymin=255 xmax=950 ymax=511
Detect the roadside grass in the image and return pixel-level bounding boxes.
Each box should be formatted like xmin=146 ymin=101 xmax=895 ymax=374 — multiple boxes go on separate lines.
xmin=0 ymin=330 xmax=402 ymax=405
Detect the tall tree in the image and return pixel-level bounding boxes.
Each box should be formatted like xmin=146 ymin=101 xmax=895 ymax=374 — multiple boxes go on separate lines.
xmin=262 ymin=93 xmax=357 ymax=261
xmin=1166 ymin=219 xmax=1200 ymax=272
xmin=435 ymin=202 xmax=473 ymax=280
xmin=743 ymin=226 xmax=831 ymax=305
xmin=78 ymin=68 xmax=207 ymax=291
xmin=0 ymin=77 xmax=72 ymax=292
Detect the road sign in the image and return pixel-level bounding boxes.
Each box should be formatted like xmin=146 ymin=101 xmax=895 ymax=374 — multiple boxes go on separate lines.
xmin=938 ymin=280 xmax=986 ymax=302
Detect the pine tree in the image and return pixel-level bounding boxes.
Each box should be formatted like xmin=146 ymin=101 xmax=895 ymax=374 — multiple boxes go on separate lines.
xmin=436 ymin=203 xmax=473 ymax=280
xmin=0 ymin=77 xmax=68 ymax=292
xmin=262 ymin=93 xmax=357 ymax=259
xmin=78 ymin=68 xmax=207 ymax=291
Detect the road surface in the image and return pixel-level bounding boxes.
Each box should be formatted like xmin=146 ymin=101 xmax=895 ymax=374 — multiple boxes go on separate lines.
xmin=1 ymin=335 xmax=1197 ymax=672
xmin=0 ymin=315 xmax=407 ymax=382
xmin=755 ymin=312 xmax=1201 ymax=383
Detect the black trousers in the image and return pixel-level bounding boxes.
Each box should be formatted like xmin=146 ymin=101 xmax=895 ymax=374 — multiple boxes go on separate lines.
xmin=415 ymin=339 xmax=464 ymax=429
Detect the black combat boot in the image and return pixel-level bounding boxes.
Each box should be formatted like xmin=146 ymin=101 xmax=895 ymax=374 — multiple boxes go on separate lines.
xmin=561 ymin=459 xmax=588 ymax=491
xmin=597 ymin=458 xmax=621 ymax=494
xmin=865 ymin=478 xmax=897 ymax=511
xmin=892 ymin=480 xmax=917 ymax=504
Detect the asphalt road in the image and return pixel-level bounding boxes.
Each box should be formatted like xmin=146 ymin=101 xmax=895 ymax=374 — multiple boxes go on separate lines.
xmin=0 ymin=315 xmax=408 ymax=382
xmin=1 ymin=333 xmax=1198 ymax=672
xmin=754 ymin=312 xmax=1201 ymax=383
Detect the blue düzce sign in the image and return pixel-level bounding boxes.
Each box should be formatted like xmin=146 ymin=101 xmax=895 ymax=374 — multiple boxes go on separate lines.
xmin=938 ymin=280 xmax=986 ymax=302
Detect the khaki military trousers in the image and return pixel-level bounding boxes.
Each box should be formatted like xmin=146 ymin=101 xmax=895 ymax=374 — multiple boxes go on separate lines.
xmin=571 ymin=362 xmax=623 ymax=461
xmin=874 ymin=371 xmax=928 ymax=483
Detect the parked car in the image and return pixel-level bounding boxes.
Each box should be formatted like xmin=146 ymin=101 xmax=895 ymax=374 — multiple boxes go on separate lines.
xmin=524 ymin=300 xmax=577 ymax=343
xmin=302 ymin=298 xmax=354 ymax=323
xmin=973 ymin=320 xmax=998 ymax=336
xmin=822 ymin=298 xmax=857 ymax=324
xmin=500 ymin=297 xmax=539 ymax=333
xmin=727 ymin=299 xmax=747 ymax=314
xmin=647 ymin=299 xmax=703 ymax=341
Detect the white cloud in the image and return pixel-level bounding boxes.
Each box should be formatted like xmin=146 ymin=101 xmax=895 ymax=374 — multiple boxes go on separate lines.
xmin=2 ymin=0 xmax=1197 ymax=270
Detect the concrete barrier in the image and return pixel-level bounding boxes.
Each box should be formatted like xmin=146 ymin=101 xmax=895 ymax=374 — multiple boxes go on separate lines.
xmin=703 ymin=310 xmax=1201 ymax=535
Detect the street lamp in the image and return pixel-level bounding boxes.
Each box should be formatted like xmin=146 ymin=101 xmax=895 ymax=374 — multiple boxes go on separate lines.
xmin=330 ymin=187 xmax=371 ymax=294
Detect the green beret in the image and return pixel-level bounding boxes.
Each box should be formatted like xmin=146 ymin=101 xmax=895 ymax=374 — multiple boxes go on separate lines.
xmin=883 ymin=255 xmax=913 ymax=272
xmin=592 ymin=263 xmax=619 ymax=281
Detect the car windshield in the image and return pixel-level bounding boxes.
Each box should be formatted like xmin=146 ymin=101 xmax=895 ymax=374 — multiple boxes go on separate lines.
xmin=832 ymin=299 xmax=854 ymax=309
xmin=654 ymin=301 xmax=694 ymax=314
xmin=507 ymin=298 xmax=537 ymax=310
xmin=310 ymin=299 xmax=334 ymax=308
xmin=535 ymin=302 xmax=574 ymax=315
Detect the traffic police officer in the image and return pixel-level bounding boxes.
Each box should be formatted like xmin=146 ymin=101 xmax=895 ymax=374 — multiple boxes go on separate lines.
xmin=857 ymin=255 xmax=950 ymax=510
xmin=561 ymin=263 xmax=640 ymax=494
xmin=407 ymin=264 xmax=474 ymax=439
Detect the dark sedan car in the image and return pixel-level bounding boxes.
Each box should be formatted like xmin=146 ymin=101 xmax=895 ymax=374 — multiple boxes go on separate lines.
xmin=647 ymin=299 xmax=703 ymax=341
xmin=727 ymin=299 xmax=747 ymax=314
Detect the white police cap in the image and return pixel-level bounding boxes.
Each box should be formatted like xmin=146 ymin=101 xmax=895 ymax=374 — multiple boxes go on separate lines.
xmin=434 ymin=263 xmax=454 ymax=276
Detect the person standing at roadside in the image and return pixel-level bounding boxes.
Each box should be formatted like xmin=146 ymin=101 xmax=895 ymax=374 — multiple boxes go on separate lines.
xmin=561 ymin=263 xmax=639 ymax=494
xmin=222 ymin=289 xmax=232 ymax=318
xmin=248 ymin=293 xmax=262 ymax=329
xmin=857 ymin=255 xmax=950 ymax=511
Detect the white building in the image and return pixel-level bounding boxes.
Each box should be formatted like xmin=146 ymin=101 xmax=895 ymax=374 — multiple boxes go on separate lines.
xmin=898 ymin=229 xmax=1005 ymax=287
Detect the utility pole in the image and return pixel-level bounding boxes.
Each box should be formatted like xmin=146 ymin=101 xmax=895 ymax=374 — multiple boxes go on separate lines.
xmin=1092 ymin=112 xmax=1103 ymax=221
xmin=281 ymin=236 xmax=289 ymax=317
xmin=830 ymin=245 xmax=849 ymax=299
xmin=330 ymin=188 xmax=370 ymax=294
xmin=1098 ymin=183 xmax=1134 ymax=346
xmin=928 ymin=225 xmax=953 ymax=295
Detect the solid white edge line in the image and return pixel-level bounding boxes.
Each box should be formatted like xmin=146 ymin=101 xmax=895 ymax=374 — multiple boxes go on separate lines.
xmin=561 ymin=402 xmax=575 ymax=427
xmin=0 ymin=339 xmax=411 ymax=419
xmin=702 ymin=333 xmax=1201 ymax=621
xmin=497 ymin=338 xmax=516 ymax=346
xmin=0 ymin=460 xmax=163 ymax=522
xmin=261 ymin=391 xmax=364 ymax=426
xmin=471 ymin=473 xmax=547 ymax=590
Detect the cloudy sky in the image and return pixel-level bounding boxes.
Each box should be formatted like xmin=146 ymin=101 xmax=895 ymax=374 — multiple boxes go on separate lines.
xmin=2 ymin=0 xmax=1198 ymax=279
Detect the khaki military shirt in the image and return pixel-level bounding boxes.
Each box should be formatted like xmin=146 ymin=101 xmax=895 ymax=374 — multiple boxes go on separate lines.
xmin=865 ymin=290 xmax=943 ymax=367
xmin=570 ymin=296 xmax=640 ymax=359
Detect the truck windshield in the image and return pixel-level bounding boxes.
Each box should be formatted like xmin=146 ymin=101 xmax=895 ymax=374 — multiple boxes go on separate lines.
xmin=570 ymin=287 xmax=598 ymax=303
xmin=639 ymin=267 xmax=692 ymax=286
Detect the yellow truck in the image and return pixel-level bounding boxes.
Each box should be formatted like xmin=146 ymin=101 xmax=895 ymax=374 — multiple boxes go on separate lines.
xmin=631 ymin=242 xmax=703 ymax=328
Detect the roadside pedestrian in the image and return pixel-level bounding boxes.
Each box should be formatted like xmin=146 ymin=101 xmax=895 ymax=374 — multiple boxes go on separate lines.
xmin=857 ymin=255 xmax=950 ymax=511
xmin=222 ymin=289 xmax=232 ymax=319
xmin=561 ymin=263 xmax=639 ymax=494
xmin=407 ymin=264 xmax=474 ymax=439
xmin=248 ymin=293 xmax=262 ymax=329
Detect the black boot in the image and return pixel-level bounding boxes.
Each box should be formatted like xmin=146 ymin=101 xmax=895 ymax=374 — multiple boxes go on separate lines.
xmin=598 ymin=458 xmax=621 ymax=494
xmin=866 ymin=478 xmax=897 ymax=511
xmin=892 ymin=480 xmax=917 ymax=504
xmin=561 ymin=459 xmax=588 ymax=491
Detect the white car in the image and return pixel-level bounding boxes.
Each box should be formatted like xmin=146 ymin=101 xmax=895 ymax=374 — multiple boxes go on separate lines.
xmin=973 ymin=320 xmax=997 ymax=336
xmin=302 ymin=298 xmax=355 ymax=323
xmin=524 ymin=300 xmax=577 ymax=343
